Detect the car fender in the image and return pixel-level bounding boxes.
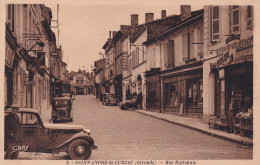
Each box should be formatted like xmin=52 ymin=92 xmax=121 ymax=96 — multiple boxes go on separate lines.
xmin=55 ymin=132 xmax=94 ymax=149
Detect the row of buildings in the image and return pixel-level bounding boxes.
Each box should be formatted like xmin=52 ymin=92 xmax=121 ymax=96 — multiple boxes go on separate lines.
xmin=94 ymin=5 xmax=253 ymax=126
xmin=5 ymin=4 xmax=66 ymax=114
xmin=4 ymin=4 xmax=94 ymax=115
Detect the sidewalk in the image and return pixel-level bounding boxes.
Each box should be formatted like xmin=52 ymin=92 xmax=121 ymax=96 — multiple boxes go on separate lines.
xmin=135 ymin=110 xmax=253 ymax=146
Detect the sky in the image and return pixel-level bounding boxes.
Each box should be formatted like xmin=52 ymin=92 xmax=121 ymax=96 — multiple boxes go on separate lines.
xmin=46 ymin=3 xmax=203 ymax=72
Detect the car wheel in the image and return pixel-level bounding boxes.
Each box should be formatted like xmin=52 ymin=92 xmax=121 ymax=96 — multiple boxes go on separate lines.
xmin=68 ymin=139 xmax=92 ymax=160
xmin=57 ymin=109 xmax=68 ymax=119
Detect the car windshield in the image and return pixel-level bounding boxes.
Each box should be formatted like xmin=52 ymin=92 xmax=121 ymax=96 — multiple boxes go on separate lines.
xmin=55 ymin=100 xmax=68 ymax=107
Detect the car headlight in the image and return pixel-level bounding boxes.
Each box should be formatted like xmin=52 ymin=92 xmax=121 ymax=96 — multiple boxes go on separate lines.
xmin=83 ymin=127 xmax=91 ymax=135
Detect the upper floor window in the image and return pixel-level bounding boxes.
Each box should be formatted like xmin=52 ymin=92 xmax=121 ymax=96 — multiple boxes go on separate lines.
xmin=163 ymin=42 xmax=168 ymax=67
xmin=211 ymin=6 xmax=219 ymax=41
xmin=127 ymin=58 xmax=132 ymax=76
xmin=164 ymin=40 xmax=175 ymax=67
xmin=246 ymin=6 xmax=253 ymax=28
xmin=132 ymin=48 xmax=139 ymax=67
xmin=150 ymin=48 xmax=156 ymax=69
xmin=230 ymin=5 xmax=240 ymax=34
xmin=183 ymin=31 xmax=194 ymax=61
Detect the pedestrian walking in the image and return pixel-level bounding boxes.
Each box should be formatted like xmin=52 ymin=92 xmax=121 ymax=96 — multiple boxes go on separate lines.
xmin=4 ymin=104 xmax=22 ymax=159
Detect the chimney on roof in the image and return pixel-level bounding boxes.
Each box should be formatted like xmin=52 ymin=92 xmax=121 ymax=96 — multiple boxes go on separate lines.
xmin=112 ymin=31 xmax=117 ymax=38
xmin=180 ymin=5 xmax=191 ymax=21
xmin=161 ymin=10 xmax=166 ymax=19
xmin=145 ymin=13 xmax=154 ymax=23
xmin=131 ymin=14 xmax=138 ymax=26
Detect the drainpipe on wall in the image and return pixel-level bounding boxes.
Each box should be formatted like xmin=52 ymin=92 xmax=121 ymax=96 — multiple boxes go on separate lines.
xmin=159 ymin=41 xmax=162 ymax=113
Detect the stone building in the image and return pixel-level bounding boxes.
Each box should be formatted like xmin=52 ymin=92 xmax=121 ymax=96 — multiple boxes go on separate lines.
xmin=144 ymin=6 xmax=204 ymax=117
xmin=202 ymin=5 xmax=253 ymax=124
xmin=5 ymin=4 xmax=67 ymax=116
xmin=70 ymin=70 xmax=94 ymax=95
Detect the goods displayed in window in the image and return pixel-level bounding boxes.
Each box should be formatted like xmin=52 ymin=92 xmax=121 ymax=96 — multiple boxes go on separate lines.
xmin=164 ymin=82 xmax=179 ymax=107
xmin=187 ymin=79 xmax=203 ymax=107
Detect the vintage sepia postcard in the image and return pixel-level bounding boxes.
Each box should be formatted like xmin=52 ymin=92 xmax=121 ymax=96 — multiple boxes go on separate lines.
xmin=0 ymin=0 xmax=259 ymax=165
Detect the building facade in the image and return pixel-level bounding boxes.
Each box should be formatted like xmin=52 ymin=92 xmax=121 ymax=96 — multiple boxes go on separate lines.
xmin=94 ymin=59 xmax=106 ymax=101
xmin=5 ymin=4 xmax=67 ymax=116
xmin=70 ymin=70 xmax=94 ymax=95
xmin=203 ymin=5 xmax=253 ymax=123
xmin=144 ymin=6 xmax=204 ymax=117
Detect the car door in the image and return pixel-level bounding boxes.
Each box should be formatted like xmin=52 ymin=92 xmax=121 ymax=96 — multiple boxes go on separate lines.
xmin=19 ymin=112 xmax=55 ymax=152
xmin=19 ymin=112 xmax=38 ymax=152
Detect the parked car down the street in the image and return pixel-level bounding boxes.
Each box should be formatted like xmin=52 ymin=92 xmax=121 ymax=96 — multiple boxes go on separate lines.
xmin=4 ymin=108 xmax=98 ymax=160
xmin=119 ymin=92 xmax=142 ymax=110
xmin=52 ymin=97 xmax=73 ymax=122
xmin=102 ymin=93 xmax=118 ymax=106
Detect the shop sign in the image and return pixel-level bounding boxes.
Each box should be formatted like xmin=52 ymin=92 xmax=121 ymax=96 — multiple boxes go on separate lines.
xmin=5 ymin=42 xmax=15 ymax=68
xmin=216 ymin=51 xmax=233 ymax=68
xmin=123 ymin=54 xmax=128 ymax=71
xmin=216 ymin=36 xmax=253 ymax=55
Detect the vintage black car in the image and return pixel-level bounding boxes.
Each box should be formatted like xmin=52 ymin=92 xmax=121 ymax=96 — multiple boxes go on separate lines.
xmin=52 ymin=97 xmax=73 ymax=122
xmin=4 ymin=108 xmax=97 ymax=160
xmin=103 ymin=93 xmax=117 ymax=106
xmin=119 ymin=92 xmax=142 ymax=110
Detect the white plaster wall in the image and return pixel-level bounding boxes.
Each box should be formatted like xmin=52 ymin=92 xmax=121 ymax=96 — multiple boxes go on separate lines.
xmin=160 ymin=21 xmax=204 ymax=71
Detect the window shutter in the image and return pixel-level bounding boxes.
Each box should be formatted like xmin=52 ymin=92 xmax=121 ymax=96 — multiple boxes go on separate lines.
xmin=190 ymin=31 xmax=194 ymax=59
xmin=246 ymin=6 xmax=253 ymax=27
xmin=212 ymin=6 xmax=220 ymax=41
xmin=129 ymin=59 xmax=132 ymax=74
xmin=136 ymin=48 xmax=139 ymax=65
xmin=164 ymin=43 xmax=168 ymax=67
xmin=183 ymin=34 xmax=188 ymax=61
xmin=132 ymin=50 xmax=135 ymax=67
xmin=151 ymin=48 xmax=156 ymax=68
xmin=168 ymin=40 xmax=174 ymax=66
xmin=198 ymin=27 xmax=203 ymax=56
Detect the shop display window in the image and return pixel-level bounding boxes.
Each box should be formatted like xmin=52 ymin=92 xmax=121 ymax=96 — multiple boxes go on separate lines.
xmin=164 ymin=82 xmax=179 ymax=107
xmin=187 ymin=79 xmax=203 ymax=107
xmin=147 ymin=83 xmax=157 ymax=103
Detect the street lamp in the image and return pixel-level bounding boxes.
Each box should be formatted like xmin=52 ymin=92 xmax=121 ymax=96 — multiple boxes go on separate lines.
xmin=26 ymin=41 xmax=45 ymax=52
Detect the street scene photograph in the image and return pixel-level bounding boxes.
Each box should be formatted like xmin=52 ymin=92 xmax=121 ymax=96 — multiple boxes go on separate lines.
xmin=1 ymin=0 xmax=258 ymax=164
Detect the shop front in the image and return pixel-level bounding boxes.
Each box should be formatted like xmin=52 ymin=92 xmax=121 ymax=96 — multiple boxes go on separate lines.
xmin=161 ymin=63 xmax=203 ymax=117
xmin=210 ymin=53 xmax=253 ymax=136
xmin=145 ymin=68 xmax=160 ymax=111
xmin=209 ymin=36 xmax=253 ymax=136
